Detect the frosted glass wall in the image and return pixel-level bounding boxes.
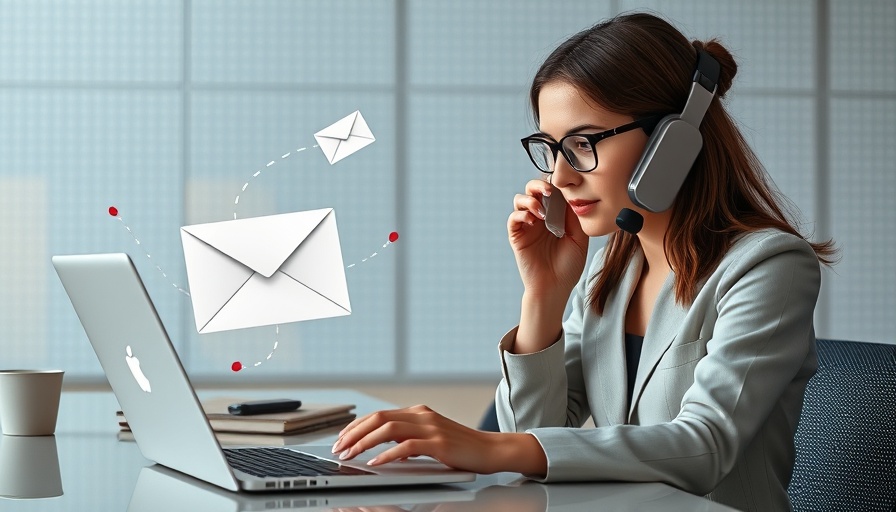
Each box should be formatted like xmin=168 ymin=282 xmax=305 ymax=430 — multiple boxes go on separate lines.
xmin=1 ymin=0 xmax=892 ymax=385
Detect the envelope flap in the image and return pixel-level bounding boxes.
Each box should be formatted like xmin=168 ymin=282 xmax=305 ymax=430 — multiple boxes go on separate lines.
xmin=347 ymin=111 xmax=374 ymax=139
xmin=181 ymin=209 xmax=331 ymax=278
xmin=314 ymin=111 xmax=358 ymax=141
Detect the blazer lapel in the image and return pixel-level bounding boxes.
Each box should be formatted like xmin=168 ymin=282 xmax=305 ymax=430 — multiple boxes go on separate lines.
xmin=628 ymin=270 xmax=689 ymax=420
xmin=593 ymin=251 xmax=643 ymax=426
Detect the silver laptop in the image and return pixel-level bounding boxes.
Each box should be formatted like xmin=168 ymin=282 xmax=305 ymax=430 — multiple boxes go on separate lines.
xmin=52 ymin=253 xmax=476 ymax=492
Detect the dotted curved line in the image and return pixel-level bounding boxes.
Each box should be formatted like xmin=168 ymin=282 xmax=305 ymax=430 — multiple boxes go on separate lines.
xmin=233 ymin=145 xmax=315 ymax=220
xmin=237 ymin=325 xmax=280 ymax=372
xmin=115 ymin=215 xmax=191 ymax=297
xmin=346 ymin=240 xmax=393 ymax=269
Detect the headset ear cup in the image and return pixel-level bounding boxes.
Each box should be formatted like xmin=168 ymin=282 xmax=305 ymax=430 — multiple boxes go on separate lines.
xmin=627 ymin=114 xmax=677 ymax=210
xmin=628 ymin=117 xmax=703 ymax=212
xmin=635 ymin=113 xmax=678 ymax=173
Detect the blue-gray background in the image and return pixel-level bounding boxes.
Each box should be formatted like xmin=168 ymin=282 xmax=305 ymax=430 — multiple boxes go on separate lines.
xmin=1 ymin=0 xmax=893 ymax=385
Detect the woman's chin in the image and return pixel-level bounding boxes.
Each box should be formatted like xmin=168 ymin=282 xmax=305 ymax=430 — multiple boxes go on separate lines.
xmin=579 ymin=218 xmax=619 ymax=238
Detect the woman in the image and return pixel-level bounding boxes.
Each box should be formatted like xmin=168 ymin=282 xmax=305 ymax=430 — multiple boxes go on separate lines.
xmin=331 ymin=13 xmax=835 ymax=511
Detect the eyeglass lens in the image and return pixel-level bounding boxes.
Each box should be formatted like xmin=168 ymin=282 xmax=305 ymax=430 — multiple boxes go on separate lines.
xmin=527 ymin=136 xmax=596 ymax=173
xmin=527 ymin=142 xmax=555 ymax=172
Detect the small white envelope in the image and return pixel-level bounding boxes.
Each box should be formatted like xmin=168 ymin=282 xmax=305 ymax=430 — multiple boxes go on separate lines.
xmin=180 ymin=209 xmax=351 ymax=334
xmin=314 ymin=110 xmax=376 ymax=165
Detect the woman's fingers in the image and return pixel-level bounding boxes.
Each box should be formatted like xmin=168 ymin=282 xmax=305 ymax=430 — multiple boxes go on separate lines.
xmin=337 ymin=405 xmax=420 ymax=437
xmin=333 ymin=407 xmax=434 ymax=455
xmin=509 ymin=180 xmax=565 ymax=238
xmin=513 ymin=178 xmax=556 ymax=216
xmin=524 ymin=178 xmax=553 ymax=198
xmin=337 ymin=406 xmax=417 ymax=441
xmin=508 ymin=210 xmax=539 ymax=231
xmin=367 ymin=438 xmax=434 ymax=466
xmin=339 ymin=420 xmax=435 ymax=462
xmin=334 ymin=411 xmax=389 ymax=453
xmin=331 ymin=406 xmax=506 ymax=474
xmin=512 ymin=193 xmax=546 ymax=219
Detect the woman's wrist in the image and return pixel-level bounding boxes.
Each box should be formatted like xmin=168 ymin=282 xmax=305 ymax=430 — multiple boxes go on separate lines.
xmin=514 ymin=292 xmax=567 ymax=354
xmin=486 ymin=432 xmax=548 ymax=477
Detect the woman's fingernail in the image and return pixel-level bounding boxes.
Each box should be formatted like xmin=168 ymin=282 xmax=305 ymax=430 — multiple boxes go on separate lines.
xmin=537 ymin=207 xmax=546 ymax=219
xmin=367 ymin=457 xmax=379 ymax=466
xmin=543 ymin=188 xmax=551 ymax=197
xmin=339 ymin=450 xmax=351 ymax=460
xmin=331 ymin=440 xmax=342 ymax=453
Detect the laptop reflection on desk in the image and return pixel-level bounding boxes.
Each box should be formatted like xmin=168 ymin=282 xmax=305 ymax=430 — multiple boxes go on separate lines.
xmin=128 ymin=464 xmax=476 ymax=512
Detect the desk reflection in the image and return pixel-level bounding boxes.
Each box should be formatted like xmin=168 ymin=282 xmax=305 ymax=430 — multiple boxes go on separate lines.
xmin=127 ymin=465 xmax=476 ymax=511
xmin=127 ymin=464 xmax=734 ymax=512
xmin=0 ymin=435 xmax=64 ymax=500
xmin=329 ymin=481 xmax=732 ymax=512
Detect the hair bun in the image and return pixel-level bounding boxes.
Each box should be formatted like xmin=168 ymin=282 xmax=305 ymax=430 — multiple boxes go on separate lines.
xmin=692 ymin=39 xmax=736 ymax=97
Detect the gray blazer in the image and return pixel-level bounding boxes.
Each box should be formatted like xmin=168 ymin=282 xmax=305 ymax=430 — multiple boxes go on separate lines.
xmin=496 ymin=229 xmax=821 ymax=512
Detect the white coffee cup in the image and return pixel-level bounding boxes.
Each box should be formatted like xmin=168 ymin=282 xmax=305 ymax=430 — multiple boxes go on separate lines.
xmin=0 ymin=434 xmax=63 ymax=499
xmin=0 ymin=370 xmax=64 ymax=436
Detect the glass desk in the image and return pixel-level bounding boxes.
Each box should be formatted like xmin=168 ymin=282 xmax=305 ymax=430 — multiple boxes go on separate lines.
xmin=0 ymin=390 xmax=736 ymax=511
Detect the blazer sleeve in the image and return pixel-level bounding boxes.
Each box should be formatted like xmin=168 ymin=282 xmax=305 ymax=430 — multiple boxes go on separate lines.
xmin=495 ymin=251 xmax=603 ymax=431
xmin=502 ymin=235 xmax=821 ymax=495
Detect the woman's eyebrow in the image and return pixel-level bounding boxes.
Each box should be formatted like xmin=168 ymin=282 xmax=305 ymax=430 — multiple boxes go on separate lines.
xmin=565 ymin=123 xmax=607 ymax=135
xmin=535 ymin=124 xmax=608 ymax=140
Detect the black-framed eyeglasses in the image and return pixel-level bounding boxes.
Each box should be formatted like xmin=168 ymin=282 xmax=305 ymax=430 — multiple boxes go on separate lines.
xmin=520 ymin=115 xmax=662 ymax=174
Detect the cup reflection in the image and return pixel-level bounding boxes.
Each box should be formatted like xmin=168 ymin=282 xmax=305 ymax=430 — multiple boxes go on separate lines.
xmin=0 ymin=434 xmax=64 ymax=499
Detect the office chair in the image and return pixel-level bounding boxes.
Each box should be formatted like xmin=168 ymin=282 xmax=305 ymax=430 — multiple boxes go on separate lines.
xmin=788 ymin=338 xmax=896 ymax=512
xmin=479 ymin=339 xmax=896 ymax=511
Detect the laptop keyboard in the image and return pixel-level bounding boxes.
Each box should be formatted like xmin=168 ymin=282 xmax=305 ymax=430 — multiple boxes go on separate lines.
xmin=224 ymin=447 xmax=373 ymax=478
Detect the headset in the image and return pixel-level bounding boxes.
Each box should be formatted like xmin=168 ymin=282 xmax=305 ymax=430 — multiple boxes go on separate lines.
xmin=616 ymin=50 xmax=721 ymax=234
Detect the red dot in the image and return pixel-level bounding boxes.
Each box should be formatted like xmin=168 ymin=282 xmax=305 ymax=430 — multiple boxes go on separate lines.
xmin=231 ymin=361 xmax=242 ymax=372
xmin=388 ymin=231 xmax=399 ymax=243
xmin=108 ymin=206 xmax=119 ymax=217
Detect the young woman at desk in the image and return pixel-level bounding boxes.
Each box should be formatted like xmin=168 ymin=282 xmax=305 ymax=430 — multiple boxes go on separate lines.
xmin=331 ymin=12 xmax=835 ymax=511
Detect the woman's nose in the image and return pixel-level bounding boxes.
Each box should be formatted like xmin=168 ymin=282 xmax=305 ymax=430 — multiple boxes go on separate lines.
xmin=551 ymin=154 xmax=581 ymax=189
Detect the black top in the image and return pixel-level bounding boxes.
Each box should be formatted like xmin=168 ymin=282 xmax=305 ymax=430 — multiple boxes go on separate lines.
xmin=624 ymin=333 xmax=645 ymax=411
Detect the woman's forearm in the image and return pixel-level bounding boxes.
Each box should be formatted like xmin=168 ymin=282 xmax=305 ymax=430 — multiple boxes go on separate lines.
xmin=514 ymin=292 xmax=567 ymax=354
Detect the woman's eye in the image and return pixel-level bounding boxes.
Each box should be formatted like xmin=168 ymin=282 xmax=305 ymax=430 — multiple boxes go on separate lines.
xmin=574 ymin=140 xmax=593 ymax=152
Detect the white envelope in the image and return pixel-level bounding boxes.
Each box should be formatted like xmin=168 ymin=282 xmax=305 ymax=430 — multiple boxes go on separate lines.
xmin=314 ymin=110 xmax=376 ymax=165
xmin=180 ymin=209 xmax=351 ymax=334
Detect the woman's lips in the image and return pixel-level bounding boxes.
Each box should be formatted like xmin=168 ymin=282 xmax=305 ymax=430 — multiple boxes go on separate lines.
xmin=567 ymin=199 xmax=599 ymax=216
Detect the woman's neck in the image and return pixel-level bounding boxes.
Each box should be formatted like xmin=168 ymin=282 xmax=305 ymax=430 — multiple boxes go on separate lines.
xmin=636 ymin=210 xmax=673 ymax=276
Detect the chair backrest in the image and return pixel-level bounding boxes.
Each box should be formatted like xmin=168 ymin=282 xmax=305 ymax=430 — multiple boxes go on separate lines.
xmin=478 ymin=394 xmax=500 ymax=433
xmin=788 ymin=338 xmax=896 ymax=512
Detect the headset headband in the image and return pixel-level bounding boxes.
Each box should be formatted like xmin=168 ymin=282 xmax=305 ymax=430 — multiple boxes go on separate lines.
xmin=680 ymin=50 xmax=720 ymax=127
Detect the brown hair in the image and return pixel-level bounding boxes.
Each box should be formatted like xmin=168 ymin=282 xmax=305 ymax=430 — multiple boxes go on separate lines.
xmin=529 ymin=13 xmax=837 ymax=314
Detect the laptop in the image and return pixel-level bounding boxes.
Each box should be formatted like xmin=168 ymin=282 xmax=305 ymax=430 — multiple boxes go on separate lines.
xmin=52 ymin=253 xmax=476 ymax=492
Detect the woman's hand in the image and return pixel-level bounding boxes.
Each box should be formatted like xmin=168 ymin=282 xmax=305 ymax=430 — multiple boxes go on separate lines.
xmin=508 ymin=179 xmax=589 ymax=353
xmin=330 ymin=405 xmax=546 ymax=477
xmin=509 ymin=179 xmax=588 ymax=300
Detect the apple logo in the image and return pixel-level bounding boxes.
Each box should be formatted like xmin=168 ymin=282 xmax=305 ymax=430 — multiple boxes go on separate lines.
xmin=125 ymin=345 xmax=152 ymax=393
